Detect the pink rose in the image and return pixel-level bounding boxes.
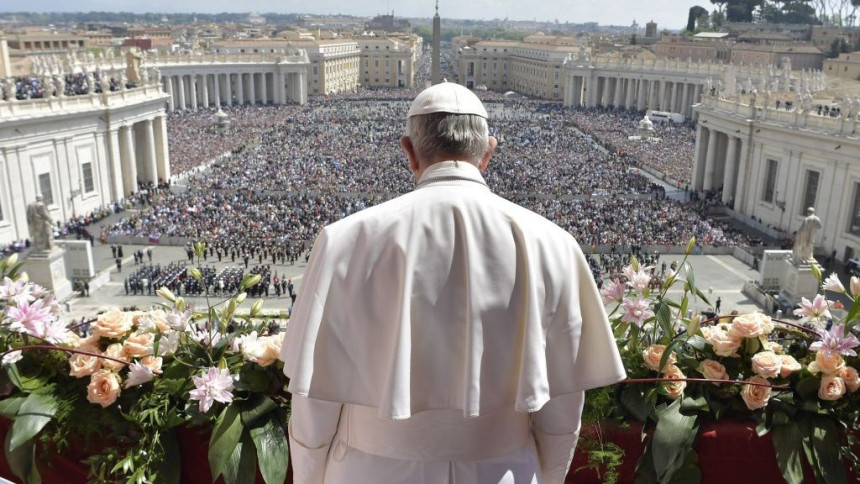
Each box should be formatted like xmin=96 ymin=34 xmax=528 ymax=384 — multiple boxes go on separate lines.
xmin=741 ymin=376 xmax=772 ymax=410
xmin=87 ymin=369 xmax=121 ymax=407
xmin=705 ymin=327 xmax=742 ymax=357
xmin=141 ymin=356 xmax=163 ymax=375
xmin=778 ymin=355 xmax=802 ymax=378
xmin=102 ymin=343 xmax=128 ymax=371
xmin=146 ymin=309 xmax=171 ymax=332
xmin=697 ymin=359 xmax=729 ymax=384
xmin=751 ymin=351 xmax=782 ymax=379
xmin=662 ymin=364 xmax=687 ymax=400
xmin=818 ymin=375 xmax=847 ymax=401
xmin=810 ymin=351 xmax=845 ymax=375
xmin=642 ymin=344 xmax=676 ymax=372
xmin=123 ymin=332 xmax=154 ymax=358
xmin=728 ymin=313 xmax=771 ymax=339
xmin=93 ymin=310 xmax=132 ymax=339
xmin=68 ymin=352 xmax=101 ymax=378
xmin=837 ymin=366 xmax=860 ymax=393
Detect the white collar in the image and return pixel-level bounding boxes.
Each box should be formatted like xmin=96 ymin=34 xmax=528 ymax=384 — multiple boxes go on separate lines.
xmin=415 ymin=161 xmax=488 ymax=189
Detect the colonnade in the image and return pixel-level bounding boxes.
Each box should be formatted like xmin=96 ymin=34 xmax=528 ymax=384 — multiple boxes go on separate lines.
xmin=691 ymin=125 xmax=747 ymax=211
xmin=161 ymin=70 xmax=307 ymax=111
xmin=107 ymin=115 xmax=170 ymax=198
xmin=565 ymin=73 xmax=703 ymax=118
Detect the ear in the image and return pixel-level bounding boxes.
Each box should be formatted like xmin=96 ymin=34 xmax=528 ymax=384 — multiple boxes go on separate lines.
xmin=478 ymin=136 xmax=497 ymax=172
xmin=400 ymin=136 xmax=419 ymax=174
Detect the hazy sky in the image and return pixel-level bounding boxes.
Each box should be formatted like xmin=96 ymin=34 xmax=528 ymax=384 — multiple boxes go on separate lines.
xmin=4 ymin=0 xmax=708 ymax=30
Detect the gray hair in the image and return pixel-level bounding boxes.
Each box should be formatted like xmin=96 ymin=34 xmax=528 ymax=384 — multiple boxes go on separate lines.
xmin=405 ymin=113 xmax=489 ymax=163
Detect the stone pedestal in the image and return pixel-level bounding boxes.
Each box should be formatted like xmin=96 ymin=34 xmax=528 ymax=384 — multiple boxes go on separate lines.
xmin=780 ymin=258 xmax=819 ymax=306
xmin=23 ymin=248 xmax=73 ymax=301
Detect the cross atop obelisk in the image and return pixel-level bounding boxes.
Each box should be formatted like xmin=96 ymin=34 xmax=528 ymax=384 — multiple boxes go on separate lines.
xmin=431 ymin=0 xmax=441 ymax=85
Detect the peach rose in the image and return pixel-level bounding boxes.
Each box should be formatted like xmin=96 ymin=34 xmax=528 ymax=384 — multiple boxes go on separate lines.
xmin=705 ymin=328 xmax=742 ymax=357
xmin=728 ymin=313 xmax=771 ymax=339
xmin=93 ymin=310 xmax=133 ymax=339
xmin=141 ymin=356 xmax=163 ymax=375
xmin=741 ymin=375 xmax=772 ymax=410
xmin=263 ymin=333 xmax=284 ymax=361
xmin=818 ymin=375 xmax=847 ymax=401
xmin=838 ymin=366 xmax=860 ymax=393
xmin=778 ymin=355 xmax=803 ymax=378
xmin=68 ymin=352 xmax=101 ymax=378
xmin=123 ymin=332 xmax=154 ymax=358
xmin=662 ymin=364 xmax=687 ymax=400
xmin=810 ymin=351 xmax=845 ymax=375
xmin=642 ymin=344 xmax=676 ymax=372
xmin=751 ymin=351 xmax=782 ymax=379
xmin=146 ymin=309 xmax=171 ymax=333
xmin=102 ymin=343 xmax=128 ymax=371
xmin=764 ymin=341 xmax=783 ymax=354
xmin=697 ymin=359 xmax=729 ymax=384
xmin=87 ymin=369 xmax=121 ymax=407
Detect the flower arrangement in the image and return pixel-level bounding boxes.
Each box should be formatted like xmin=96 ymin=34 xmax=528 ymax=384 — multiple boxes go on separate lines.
xmin=583 ymin=238 xmax=860 ymax=484
xmin=0 ymin=244 xmax=290 ymax=484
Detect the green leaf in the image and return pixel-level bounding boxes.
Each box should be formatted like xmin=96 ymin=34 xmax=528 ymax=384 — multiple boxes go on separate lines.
xmin=686 ymin=335 xmax=707 ymax=351
xmin=651 ymin=400 xmax=699 ymax=483
xmin=667 ymin=450 xmax=701 ymax=484
xmin=10 ymin=393 xmax=57 ymax=452
xmin=222 ymin=431 xmax=257 ymax=484
xmin=684 ymin=261 xmax=696 ymax=296
xmin=237 ymin=367 xmax=272 ymax=394
xmin=655 ymin=302 xmax=674 ymax=343
xmin=0 ymin=395 xmax=25 ymax=418
xmin=240 ymin=395 xmax=278 ymax=428
xmin=250 ymin=417 xmax=289 ymax=484
xmin=621 ymin=385 xmax=652 ymax=422
xmin=660 ymin=338 xmax=684 ymax=373
xmin=5 ymin=365 xmax=46 ymax=392
xmin=811 ymin=415 xmax=848 ymax=484
xmin=209 ymin=404 xmax=245 ymax=480
xmin=843 ymin=296 xmax=860 ymax=332
xmin=796 ymin=376 xmax=820 ymax=400
xmin=772 ymin=423 xmax=804 ymax=484
xmin=4 ymin=431 xmax=40 ymax=484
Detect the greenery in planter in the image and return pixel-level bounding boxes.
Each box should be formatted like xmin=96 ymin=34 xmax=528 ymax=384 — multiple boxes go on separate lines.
xmin=0 ymin=243 xmax=290 ymax=484
xmin=581 ymin=238 xmax=860 ymax=484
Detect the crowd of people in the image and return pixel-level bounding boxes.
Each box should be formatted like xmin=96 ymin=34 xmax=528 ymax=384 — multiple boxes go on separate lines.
xmin=101 ymin=91 xmax=768 ymax=285
xmin=3 ymin=72 xmax=128 ymax=101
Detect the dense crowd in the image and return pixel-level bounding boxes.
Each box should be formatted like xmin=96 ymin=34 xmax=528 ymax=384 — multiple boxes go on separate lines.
xmin=3 ymin=72 xmax=127 ymax=101
xmin=108 ymin=95 xmax=764 ymax=262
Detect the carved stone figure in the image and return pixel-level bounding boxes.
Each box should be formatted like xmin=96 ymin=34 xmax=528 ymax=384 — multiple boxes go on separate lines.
xmin=26 ymin=195 xmax=53 ymax=253
xmin=793 ymin=208 xmax=822 ymax=264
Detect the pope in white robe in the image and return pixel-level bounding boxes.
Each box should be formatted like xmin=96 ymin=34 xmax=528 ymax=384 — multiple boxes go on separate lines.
xmin=280 ymin=82 xmax=626 ymax=484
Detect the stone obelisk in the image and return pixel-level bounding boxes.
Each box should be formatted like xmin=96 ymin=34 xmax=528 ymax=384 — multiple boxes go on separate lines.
xmin=431 ymin=0 xmax=441 ymax=85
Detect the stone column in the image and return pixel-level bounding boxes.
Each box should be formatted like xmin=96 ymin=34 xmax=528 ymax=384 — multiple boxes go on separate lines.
xmin=153 ymin=115 xmax=171 ymax=183
xmin=164 ymin=76 xmax=174 ymax=112
xmin=189 ymin=75 xmax=198 ymax=110
xmin=297 ymin=72 xmax=307 ymax=104
xmin=213 ymin=73 xmax=221 ymax=107
xmin=682 ymin=83 xmax=690 ymax=117
xmin=237 ymin=72 xmax=245 ymax=105
xmin=200 ymin=74 xmax=209 ymax=108
xmin=625 ymin=78 xmax=635 ymax=109
xmin=248 ymin=72 xmax=257 ymax=105
xmin=259 ymin=72 xmax=268 ymax=104
xmin=107 ymin=128 xmax=124 ymax=201
xmin=637 ymin=79 xmax=647 ymax=111
xmin=177 ymin=75 xmax=186 ymax=110
xmin=225 ymin=73 xmax=233 ymax=106
xmin=120 ymin=125 xmax=137 ymax=196
xmin=692 ymin=126 xmax=707 ymax=191
xmin=703 ymin=130 xmax=718 ymax=191
xmin=670 ymin=82 xmax=679 ymax=113
xmin=721 ymin=136 xmax=739 ymax=204
xmin=277 ymin=72 xmax=286 ymax=104
xmin=734 ymin=139 xmax=749 ymax=213
xmin=142 ymin=119 xmax=158 ymax=184
xmin=614 ymin=76 xmax=624 ymax=107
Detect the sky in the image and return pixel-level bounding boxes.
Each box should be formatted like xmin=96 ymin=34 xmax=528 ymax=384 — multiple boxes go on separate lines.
xmin=4 ymin=0 xmax=708 ymax=30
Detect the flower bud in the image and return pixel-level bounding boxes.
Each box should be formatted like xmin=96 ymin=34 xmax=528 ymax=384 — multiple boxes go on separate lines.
xmin=244 ymin=274 xmax=262 ymax=289
xmin=156 ymin=286 xmax=176 ymax=303
xmin=851 ymin=276 xmax=860 ymax=298
xmin=811 ymin=263 xmax=822 ymax=283
xmin=18 ymin=272 xmax=29 ymax=283
xmin=189 ymin=267 xmax=202 ymax=281
xmin=194 ymin=241 xmax=205 ymax=258
xmin=235 ymin=292 xmax=247 ymax=304
xmin=3 ymin=253 xmax=18 ymax=268
xmin=250 ymin=299 xmax=264 ymax=317
xmin=685 ymin=237 xmax=697 ymax=256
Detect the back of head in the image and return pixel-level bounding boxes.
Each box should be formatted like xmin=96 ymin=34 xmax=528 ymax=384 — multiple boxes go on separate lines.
xmin=406 ymin=82 xmax=489 ymax=163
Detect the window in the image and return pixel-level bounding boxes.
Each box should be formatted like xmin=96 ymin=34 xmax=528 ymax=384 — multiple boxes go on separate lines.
xmin=801 ymin=170 xmax=819 ymax=215
xmin=762 ymin=159 xmax=778 ymax=203
xmin=851 ymin=183 xmax=860 ymax=237
xmin=82 ymin=162 xmax=95 ymax=193
xmin=39 ymin=173 xmax=54 ymax=205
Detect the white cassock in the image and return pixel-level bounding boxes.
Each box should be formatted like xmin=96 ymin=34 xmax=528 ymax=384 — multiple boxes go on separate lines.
xmin=281 ymin=161 xmax=626 ymax=484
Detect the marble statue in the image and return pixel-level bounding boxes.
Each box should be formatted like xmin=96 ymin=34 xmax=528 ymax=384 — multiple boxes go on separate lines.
xmin=26 ymin=195 xmax=53 ymax=253
xmin=793 ymin=207 xmax=822 ymax=263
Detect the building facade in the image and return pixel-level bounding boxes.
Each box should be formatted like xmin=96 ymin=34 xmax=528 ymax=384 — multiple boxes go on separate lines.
xmin=693 ymin=93 xmax=860 ymax=262
xmin=0 ymin=76 xmax=169 ymax=247
xmin=357 ymin=37 xmax=417 ymax=88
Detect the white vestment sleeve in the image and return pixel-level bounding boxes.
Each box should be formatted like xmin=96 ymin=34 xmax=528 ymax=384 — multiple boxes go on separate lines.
xmin=289 ymin=395 xmax=343 ymax=484
xmin=530 ymin=391 xmax=585 ymax=484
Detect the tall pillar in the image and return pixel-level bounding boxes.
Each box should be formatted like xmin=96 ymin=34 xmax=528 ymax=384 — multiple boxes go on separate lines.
xmin=177 ymin=75 xmax=186 ymax=110
xmin=625 ymin=78 xmax=635 ymax=109
xmin=153 ymin=115 xmax=171 ymax=183
xmin=164 ymin=77 xmax=174 ymax=112
xmin=260 ymin=72 xmax=268 ymax=104
xmin=226 ymin=74 xmax=233 ymax=106
xmin=613 ymin=77 xmax=624 ymax=108
xmin=201 ymin=74 xmax=209 ymax=108
xmin=682 ymin=83 xmax=690 ymax=117
xmin=722 ymin=136 xmax=739 ymax=205
xmin=637 ymin=79 xmax=647 ymax=111
xmin=277 ymin=72 xmax=286 ymax=104
xmin=142 ymin=119 xmax=158 ymax=184
xmin=248 ymin=73 xmax=257 ymax=105
xmin=237 ymin=72 xmax=245 ymax=105
xmin=213 ymin=73 xmax=221 ymax=107
xmin=189 ymin=76 xmax=198 ymax=110
xmin=297 ymin=72 xmax=307 ymax=104
xmin=703 ymin=130 xmax=718 ymax=191
xmin=670 ymin=82 xmax=679 ymax=113
xmin=107 ymin=128 xmax=124 ymax=200
xmin=735 ymin=139 xmax=750 ymax=213
xmin=120 ymin=125 xmax=138 ymax=196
